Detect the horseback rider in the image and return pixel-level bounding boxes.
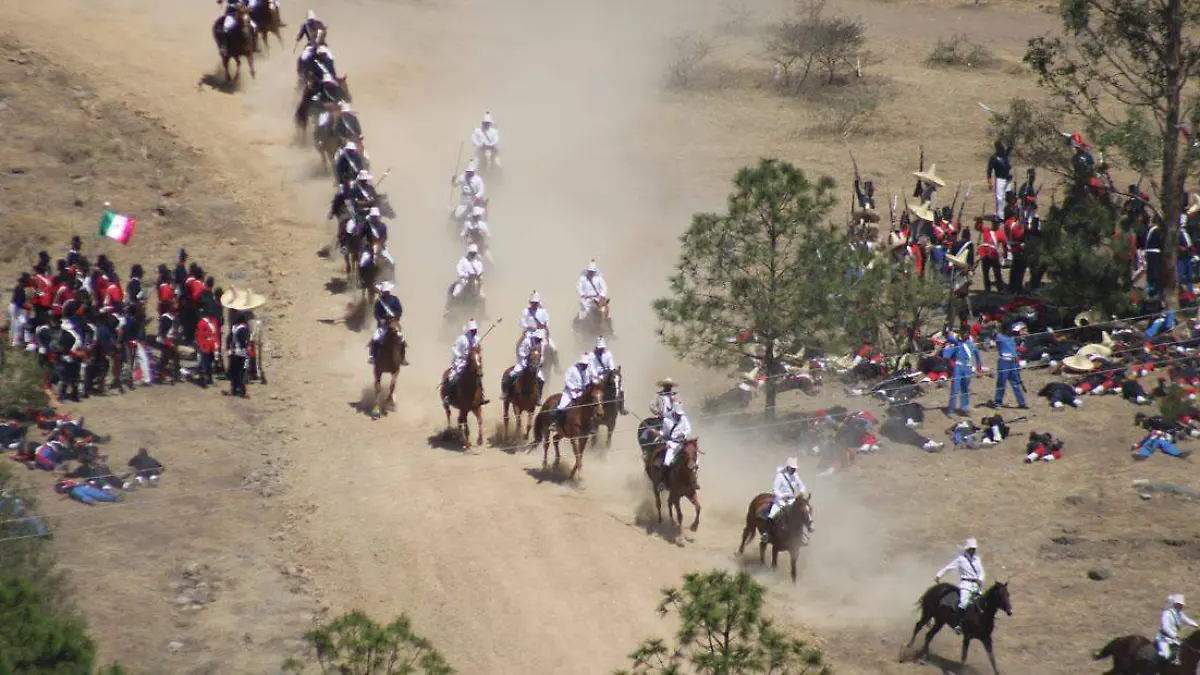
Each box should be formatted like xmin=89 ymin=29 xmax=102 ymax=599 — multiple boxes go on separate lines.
xmin=218 ymin=0 xmax=254 ymax=35
xmin=760 ymin=456 xmax=810 ymax=542
xmin=472 ymin=111 xmax=501 ymax=167
xmin=294 ymin=9 xmax=327 ymax=46
xmin=577 ymin=259 xmax=609 ymax=321
xmin=368 ymin=282 xmax=408 ymax=366
xmin=445 ymin=244 xmax=484 ymax=316
xmin=365 ymin=207 xmax=392 ymax=263
xmin=445 ymin=319 xmax=487 ymax=405
xmin=504 ymin=329 xmax=546 ymax=400
xmin=461 ymin=206 xmax=491 ymax=257
xmin=586 ymin=337 xmax=627 ymax=415
xmin=451 ymin=160 xmax=486 ymax=220
xmin=334 ymin=138 xmax=370 ymax=177
xmin=519 ymin=292 xmax=556 ymax=359
xmin=1157 ymin=594 xmax=1199 ymax=665
xmin=555 ymin=355 xmax=593 ymax=428
xmin=650 ymin=377 xmax=679 ymax=423
xmin=656 ymin=404 xmax=692 ymax=491
xmin=935 ymin=537 xmax=986 ymax=634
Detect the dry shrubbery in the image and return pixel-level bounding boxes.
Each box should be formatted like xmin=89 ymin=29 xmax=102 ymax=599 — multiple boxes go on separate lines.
xmin=926 ymin=34 xmax=995 ymax=69
xmin=806 ymin=80 xmax=888 ymax=135
xmin=767 ymin=0 xmax=868 ymax=91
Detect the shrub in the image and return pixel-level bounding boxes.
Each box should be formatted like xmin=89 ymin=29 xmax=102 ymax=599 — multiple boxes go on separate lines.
xmin=926 ymin=35 xmax=995 ymax=69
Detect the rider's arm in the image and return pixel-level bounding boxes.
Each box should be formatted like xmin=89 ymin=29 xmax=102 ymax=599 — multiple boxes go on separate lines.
xmin=934 ymin=559 xmax=957 ymax=581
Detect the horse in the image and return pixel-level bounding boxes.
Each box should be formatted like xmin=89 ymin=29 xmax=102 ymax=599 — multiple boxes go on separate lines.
xmin=371 ymin=318 xmax=406 ymax=416
xmin=249 ymin=0 xmax=284 ymax=53
xmin=644 ymin=438 xmax=701 ymax=531
xmin=441 ymin=345 xmax=485 ymax=449
xmin=532 ymin=381 xmax=603 ymax=479
xmin=573 ymin=297 xmax=613 ymax=340
xmin=315 ymin=104 xmax=363 ymax=172
xmin=591 ymin=367 xmax=624 ymax=448
xmin=295 ymin=76 xmax=351 ymax=137
xmin=736 ymin=493 xmax=813 ymax=582
xmin=212 ymin=5 xmax=256 ymax=82
xmin=444 ymin=277 xmax=486 ymax=324
xmin=501 ymin=345 xmax=543 ymax=439
xmin=1094 ymin=630 xmax=1200 ymax=675
xmin=908 ymin=580 xmax=1013 ymax=674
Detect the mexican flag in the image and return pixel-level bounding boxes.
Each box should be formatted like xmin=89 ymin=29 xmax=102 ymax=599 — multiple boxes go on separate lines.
xmin=97 ymin=209 xmax=137 ymax=245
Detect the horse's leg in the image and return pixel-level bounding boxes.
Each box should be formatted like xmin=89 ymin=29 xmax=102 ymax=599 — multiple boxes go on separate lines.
xmin=247 ymin=51 xmax=256 ymax=78
xmin=443 ymin=400 xmax=452 ymax=430
xmin=503 ymin=400 xmax=511 ymax=436
xmin=687 ymin=493 xmax=700 ymax=531
xmin=387 ymin=372 xmax=397 ymax=407
xmin=759 ymin=540 xmax=767 ymax=565
xmin=981 ymin=637 xmax=999 ymax=675
xmin=569 ymin=438 xmax=583 ymax=479
xmin=653 ymin=486 xmax=663 ymax=524
xmin=921 ymin=620 xmax=943 ymax=658
xmin=907 ymin=611 xmax=929 ymax=647
xmin=789 ymin=549 xmax=798 ymax=582
xmin=372 ymin=372 xmax=382 ymax=413
xmin=771 ymin=546 xmax=779 ymax=569
xmin=960 ymin=635 xmax=971 ymax=667
xmin=474 ymin=406 xmax=484 ymax=446
xmin=606 ymin=424 xmax=614 ymax=448
xmin=737 ymin=525 xmax=754 ymax=555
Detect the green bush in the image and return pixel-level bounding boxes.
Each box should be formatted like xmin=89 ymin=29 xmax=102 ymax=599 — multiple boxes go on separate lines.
xmin=283 ymin=610 xmax=454 ymax=675
xmin=0 ymin=573 xmax=96 ymax=673
xmin=0 ymin=343 xmax=50 ymax=411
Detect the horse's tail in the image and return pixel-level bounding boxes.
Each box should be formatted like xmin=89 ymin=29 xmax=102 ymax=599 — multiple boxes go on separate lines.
xmin=1092 ymin=637 xmax=1120 ymax=660
xmin=532 ymin=408 xmax=550 ymax=443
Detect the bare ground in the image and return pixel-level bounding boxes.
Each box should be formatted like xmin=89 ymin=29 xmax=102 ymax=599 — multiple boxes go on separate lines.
xmin=3 ymin=0 xmax=1197 ymax=674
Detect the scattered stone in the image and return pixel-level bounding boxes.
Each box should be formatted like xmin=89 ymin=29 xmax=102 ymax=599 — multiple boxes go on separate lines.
xmin=174 ymin=594 xmax=192 ymax=606
xmin=191 ymin=582 xmax=215 ymax=605
xmin=283 ymin=563 xmax=299 ymax=578
xmin=182 ymin=562 xmax=202 ymax=578
xmin=1163 ymin=538 xmax=1188 ymax=547
xmin=167 ymin=640 xmax=184 ymax=653
xmin=1087 ymin=568 xmax=1111 ymax=581
xmin=1063 ymin=493 xmax=1087 ymax=506
xmin=1051 ymin=536 xmax=1080 ymax=546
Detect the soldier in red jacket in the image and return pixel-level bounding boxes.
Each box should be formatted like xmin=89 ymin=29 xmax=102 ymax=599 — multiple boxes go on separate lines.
xmin=194 ymin=307 xmax=221 ymax=388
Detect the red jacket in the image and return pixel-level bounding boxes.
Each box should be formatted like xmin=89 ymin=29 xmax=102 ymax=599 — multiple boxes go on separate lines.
xmin=32 ymin=274 xmax=54 ymax=308
xmin=157 ymin=282 xmax=175 ymax=304
xmin=978 ymin=229 xmax=1007 ymax=260
xmin=195 ymin=317 xmax=221 ymax=354
xmin=185 ymin=277 xmax=205 ymax=305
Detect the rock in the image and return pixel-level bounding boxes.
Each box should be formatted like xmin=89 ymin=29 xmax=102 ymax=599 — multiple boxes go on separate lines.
xmin=1064 ymin=493 xmax=1087 ymax=505
xmin=1051 ymin=535 xmax=1080 ymax=546
xmin=174 ymin=594 xmax=193 ymax=606
xmin=167 ymin=640 xmax=185 ymax=653
xmin=182 ymin=562 xmax=202 ymax=578
xmin=1087 ymin=568 xmax=1111 ymax=581
xmin=283 ymin=564 xmax=299 ymax=577
xmin=191 ymin=582 xmax=215 ymax=604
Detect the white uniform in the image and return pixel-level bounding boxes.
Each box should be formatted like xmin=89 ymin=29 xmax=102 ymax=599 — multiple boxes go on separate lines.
xmin=461 ymin=217 xmax=491 ymax=243
xmin=472 ymin=125 xmax=500 ymax=152
xmin=512 ymin=332 xmax=545 ymax=381
xmin=587 ymin=348 xmax=615 ymax=376
xmin=519 ymin=306 xmax=555 ymax=352
xmin=662 ymin=412 xmax=692 ymax=466
xmin=1158 ymin=600 xmax=1199 ymax=660
xmin=651 ymin=390 xmax=678 ymax=418
xmin=577 ymin=272 xmax=609 ymax=320
xmin=557 ymin=363 xmax=588 ymax=410
xmin=449 ymin=331 xmax=477 ymax=380
xmin=452 ymin=255 xmax=485 ymax=297
xmin=936 ymin=552 xmax=986 ymax=609
xmin=767 ymin=468 xmax=806 ymax=519
xmin=452 ymin=172 xmax=486 ymax=219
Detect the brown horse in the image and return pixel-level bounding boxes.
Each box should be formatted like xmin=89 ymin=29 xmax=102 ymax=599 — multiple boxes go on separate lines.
xmin=532 ymin=381 xmax=603 ymax=479
xmin=591 ymin=367 xmax=625 ymax=448
xmin=371 ymin=319 xmax=406 ymax=416
xmin=501 ymin=345 xmax=543 ymax=439
xmin=736 ymin=493 xmax=813 ymax=582
xmin=1094 ymin=630 xmax=1200 ymax=675
xmin=249 ymin=0 xmax=284 ymax=53
xmin=644 ymin=438 xmax=701 ymax=531
xmin=573 ymin=297 xmax=614 ymax=340
xmin=908 ymin=580 xmax=1013 ymax=675
xmin=212 ymin=5 xmax=256 ymax=82
xmin=441 ymin=345 xmax=485 ymax=449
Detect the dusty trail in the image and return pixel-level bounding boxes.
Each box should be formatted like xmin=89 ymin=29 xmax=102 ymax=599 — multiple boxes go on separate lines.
xmin=9 ymin=0 xmax=1064 ymax=672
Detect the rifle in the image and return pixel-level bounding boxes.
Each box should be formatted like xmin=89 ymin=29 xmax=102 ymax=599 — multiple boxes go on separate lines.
xmin=912 ymin=145 xmax=925 ymax=199
xmin=956 ymin=183 xmax=973 ymax=228
xmin=889 ymin=194 xmax=898 ymax=229
xmin=949 ymin=182 xmax=962 ymax=218
xmin=845 ymin=136 xmax=865 ymax=208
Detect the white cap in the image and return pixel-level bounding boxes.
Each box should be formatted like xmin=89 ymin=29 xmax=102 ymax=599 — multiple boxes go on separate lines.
xmin=964 ymin=537 xmax=978 ymax=550
xmin=337 ymin=100 xmax=352 ymax=111
xmin=471 ymin=206 xmax=486 ymax=218
xmin=466 ymin=319 xmax=479 ymax=331
xmin=1170 ymin=594 xmax=1187 ymax=606
xmin=306 ymin=9 xmax=316 ymax=20
xmin=529 ymin=291 xmax=541 ymax=304
xmin=483 ymin=111 xmax=493 ymax=124
xmin=376 ymin=281 xmax=395 ymax=294
xmin=466 ymin=243 xmax=479 ymax=254
xmin=1010 ymin=321 xmax=1026 ymax=333
xmin=587 ymin=259 xmax=598 ymax=272
xmin=369 ymin=207 xmax=381 ymax=218
xmin=785 ymin=456 xmax=799 ymax=470
xmin=356 ymin=169 xmax=373 ymax=182
xmin=594 ymin=337 xmax=606 ymax=349
xmin=533 ymin=329 xmax=546 ymax=341
xmin=465 ymin=159 xmax=477 ymax=173
xmin=576 ymin=354 xmax=590 ymax=365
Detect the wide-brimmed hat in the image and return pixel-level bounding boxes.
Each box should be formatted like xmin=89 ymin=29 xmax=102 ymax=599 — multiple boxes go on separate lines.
xmin=947 ymin=247 xmax=972 ymax=271
xmin=964 ymin=537 xmax=978 ymax=550
xmin=1062 ymin=353 xmax=1100 ymax=373
xmin=908 ymin=200 xmax=936 ymax=223
xmin=785 ymin=456 xmax=799 ymax=470
xmin=1076 ymin=343 xmax=1113 ymax=360
xmin=220 ymin=287 xmax=267 ymax=311
xmin=656 ymin=377 xmax=676 ymax=388
xmin=913 ymin=164 xmax=946 ymax=188
xmin=1170 ymin=593 xmax=1187 ymax=606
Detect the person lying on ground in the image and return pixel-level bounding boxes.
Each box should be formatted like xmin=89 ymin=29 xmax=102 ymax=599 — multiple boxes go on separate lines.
xmin=55 ymin=479 xmax=120 ymax=505
xmin=880 ymin=416 xmax=943 ymax=451
xmin=1039 ymin=382 xmax=1082 ymax=409
xmin=1132 ymin=430 xmax=1192 ymax=461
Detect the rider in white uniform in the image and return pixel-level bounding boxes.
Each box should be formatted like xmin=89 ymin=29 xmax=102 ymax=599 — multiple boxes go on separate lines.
xmin=461 ymin=206 xmax=491 ymax=261
xmin=1158 ymin=594 xmax=1199 ymax=664
xmin=452 ymin=160 xmax=486 ymax=221
xmin=519 ymin=292 xmax=556 ymax=359
xmin=505 ymin=329 xmax=546 ymax=399
xmin=936 ymin=538 xmax=986 ymax=634
xmin=656 ymin=405 xmax=692 ymax=490
xmin=554 ymin=355 xmax=593 ymax=426
xmin=445 ymin=319 xmax=487 ymax=404
xmin=471 ymin=111 xmax=501 ymax=167
xmin=445 ymin=244 xmax=484 ymax=315
xmin=577 ymin=259 xmax=608 ymax=321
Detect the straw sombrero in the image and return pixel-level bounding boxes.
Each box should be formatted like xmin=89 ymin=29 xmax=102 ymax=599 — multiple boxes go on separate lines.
xmin=1076 ymin=343 xmax=1113 ymax=360
xmin=908 ymin=200 xmax=936 ymax=222
xmin=1074 ymin=310 xmax=1100 ymax=328
xmin=1061 ymin=353 xmax=1100 ymax=373
xmin=220 ymin=287 xmax=267 ymax=311
xmin=888 ymin=231 xmax=908 ymax=250
xmin=913 ymin=164 xmax=946 ymax=188
xmin=947 ymin=247 xmax=972 ymax=271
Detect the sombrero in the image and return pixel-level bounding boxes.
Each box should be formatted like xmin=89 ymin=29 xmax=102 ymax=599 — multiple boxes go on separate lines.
xmin=908 ymin=200 xmax=936 ymax=222
xmin=1061 ymin=353 xmax=1100 ymax=373
xmin=656 ymin=377 xmax=676 ymax=388
xmin=1076 ymin=343 xmax=1113 ymax=360
xmin=947 ymin=247 xmax=972 ymax=271
xmin=913 ymin=164 xmax=946 ymax=188
xmin=888 ymin=231 xmax=908 ymax=250
xmin=1074 ymin=310 xmax=1100 ymax=327
xmin=220 ymin=287 xmax=267 ymax=311
xmin=1188 ymin=193 xmax=1200 ymax=217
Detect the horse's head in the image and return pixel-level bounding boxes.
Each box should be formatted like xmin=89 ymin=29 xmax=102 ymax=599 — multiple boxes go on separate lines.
xmin=468 ymin=344 xmax=483 ymax=372
xmin=386 ymin=317 xmax=401 ymax=335
xmin=236 ymin=5 xmax=254 ymax=36
xmin=597 ymin=296 xmax=610 ymax=318
xmin=604 ymin=366 xmax=622 ymax=398
xmin=338 ymin=75 xmax=352 ymax=103
xmin=985 ymin=581 xmax=1013 ymax=617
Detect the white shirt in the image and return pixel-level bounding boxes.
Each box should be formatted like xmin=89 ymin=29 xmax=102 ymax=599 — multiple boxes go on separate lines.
xmin=456 ymin=173 xmax=485 ymax=200
xmin=461 ymin=218 xmax=490 ymax=241
xmin=663 ymin=414 xmax=692 ymax=444
xmin=519 ymin=306 xmax=551 ymax=332
xmin=1162 ymin=607 xmax=1199 ymax=640
xmin=772 ymin=468 xmax=805 ymax=505
xmin=562 ymin=363 xmax=587 ymax=397
xmin=451 ymin=332 xmax=476 ymax=363
xmin=456 ymin=255 xmax=484 ymax=280
xmin=517 ymin=335 xmax=542 ymax=365
xmin=651 ymin=391 xmax=677 ymax=417
xmin=587 ymin=349 xmax=615 ymax=374
xmin=578 ymin=272 xmax=608 ymax=299
xmin=937 ymin=553 xmax=985 ymax=585
xmin=472 ymin=126 xmax=500 ymax=149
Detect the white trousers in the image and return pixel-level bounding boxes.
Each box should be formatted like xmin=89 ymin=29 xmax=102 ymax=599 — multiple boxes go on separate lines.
xmin=8 ymin=304 xmax=28 ymax=347
xmin=510 ymin=361 xmax=543 ymax=380
xmin=993 ymin=178 xmax=1010 ymax=219
xmin=1158 ymin=634 xmax=1177 ymax=660
xmin=767 ymin=499 xmax=791 ymax=519
xmin=664 ymin=440 xmax=683 ymax=466
xmin=133 ymin=343 xmax=152 ymax=383
xmin=958 ymin=581 xmax=981 ymax=609
xmin=557 ymin=391 xmax=580 ymax=410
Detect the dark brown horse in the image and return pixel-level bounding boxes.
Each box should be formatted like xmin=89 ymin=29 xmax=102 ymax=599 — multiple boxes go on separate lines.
xmin=736 ymin=493 xmax=812 ymax=582
xmin=908 ymin=580 xmax=1013 ymax=674
xmin=249 ymin=0 xmax=284 ymax=53
xmin=533 ymin=381 xmax=603 ymax=479
xmin=441 ymin=345 xmax=485 ymax=449
xmin=588 ymin=367 xmax=624 ymax=448
xmin=1094 ymin=630 xmax=1200 ymax=675
xmin=212 ymin=5 xmax=256 ymax=82
xmin=644 ymin=438 xmax=701 ymax=531
xmin=501 ymin=344 xmax=542 ymax=439
xmin=371 ymin=318 xmax=406 ymax=416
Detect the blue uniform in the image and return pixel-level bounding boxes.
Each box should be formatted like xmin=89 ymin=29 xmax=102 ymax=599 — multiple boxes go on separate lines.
xmin=993 ymin=332 xmax=1026 ymax=407
xmin=942 ymin=337 xmax=982 ymax=414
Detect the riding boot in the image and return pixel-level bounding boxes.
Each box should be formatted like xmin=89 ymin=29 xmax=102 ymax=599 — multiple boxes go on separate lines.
xmin=368 ymin=340 xmax=377 ymax=364
xmin=400 ymin=339 xmax=409 ymax=366
xmin=478 ymin=376 xmax=490 ymax=406
xmin=758 ymin=515 xmax=770 ymax=543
